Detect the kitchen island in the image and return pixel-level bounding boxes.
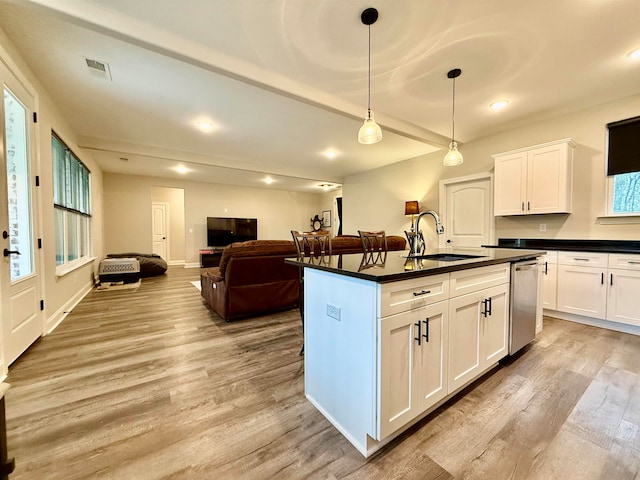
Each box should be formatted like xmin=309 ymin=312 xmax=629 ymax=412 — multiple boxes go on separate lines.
xmin=287 ymin=247 xmax=544 ymax=457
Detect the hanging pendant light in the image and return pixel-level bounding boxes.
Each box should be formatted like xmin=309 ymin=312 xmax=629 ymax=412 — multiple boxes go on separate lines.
xmin=443 ymin=68 xmax=463 ymax=166
xmin=358 ymin=8 xmax=382 ymax=145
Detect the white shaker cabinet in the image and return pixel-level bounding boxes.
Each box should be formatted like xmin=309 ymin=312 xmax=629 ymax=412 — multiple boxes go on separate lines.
xmin=556 ymin=252 xmax=608 ymax=319
xmin=540 ymin=251 xmax=558 ymax=311
xmin=378 ymin=301 xmax=448 ymax=440
xmin=493 ymin=138 xmax=575 ymax=216
xmin=448 ymin=265 xmax=510 ymax=393
xmin=606 ymin=254 xmax=640 ymax=326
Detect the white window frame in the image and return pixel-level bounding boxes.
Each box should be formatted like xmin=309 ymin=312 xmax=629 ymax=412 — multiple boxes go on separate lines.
xmin=52 ymin=133 xmax=94 ymax=276
xmin=605 ymin=172 xmax=640 ymax=218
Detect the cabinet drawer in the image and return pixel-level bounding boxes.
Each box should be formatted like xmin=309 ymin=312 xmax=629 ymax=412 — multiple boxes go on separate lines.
xmin=449 ymin=263 xmax=510 ymax=298
xmin=541 ymin=251 xmax=558 ymax=264
xmin=557 ymin=251 xmax=608 ymax=267
xmin=608 ymin=253 xmax=640 ymax=271
xmin=379 ymin=273 xmax=449 ymax=317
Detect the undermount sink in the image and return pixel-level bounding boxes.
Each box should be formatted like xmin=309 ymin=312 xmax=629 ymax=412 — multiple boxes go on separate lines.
xmin=404 ymin=253 xmax=486 ymax=262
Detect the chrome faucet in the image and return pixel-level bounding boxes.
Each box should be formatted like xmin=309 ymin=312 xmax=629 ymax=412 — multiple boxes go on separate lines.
xmin=413 ymin=210 xmax=445 ymax=255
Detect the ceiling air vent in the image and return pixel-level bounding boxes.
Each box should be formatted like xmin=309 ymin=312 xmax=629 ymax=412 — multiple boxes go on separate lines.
xmin=84 ymin=57 xmax=112 ymax=81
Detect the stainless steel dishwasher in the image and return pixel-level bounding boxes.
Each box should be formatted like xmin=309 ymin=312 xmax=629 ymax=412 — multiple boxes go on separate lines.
xmin=509 ymin=259 xmax=539 ymax=355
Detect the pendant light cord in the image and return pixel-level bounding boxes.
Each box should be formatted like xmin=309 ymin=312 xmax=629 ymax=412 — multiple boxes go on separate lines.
xmin=451 ymin=76 xmax=456 ymax=143
xmin=367 ymin=24 xmax=371 ymax=116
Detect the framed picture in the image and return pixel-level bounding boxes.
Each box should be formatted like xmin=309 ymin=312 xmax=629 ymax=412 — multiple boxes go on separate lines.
xmin=322 ymin=210 xmax=331 ymax=227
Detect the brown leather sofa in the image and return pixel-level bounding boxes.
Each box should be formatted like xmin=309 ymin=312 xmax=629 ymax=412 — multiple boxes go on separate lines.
xmin=200 ymin=235 xmax=406 ymax=321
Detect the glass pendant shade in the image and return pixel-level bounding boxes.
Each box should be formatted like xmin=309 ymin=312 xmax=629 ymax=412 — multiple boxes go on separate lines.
xmin=443 ymin=141 xmax=463 ymax=166
xmin=358 ymin=110 xmax=382 ymax=144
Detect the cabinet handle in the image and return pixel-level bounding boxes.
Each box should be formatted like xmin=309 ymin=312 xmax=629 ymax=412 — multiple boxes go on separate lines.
xmin=601 ymin=272 xmax=604 ymax=285
xmin=414 ymin=321 xmax=422 ymax=346
xmin=610 ymin=273 xmax=613 ymax=286
xmin=628 ymin=261 xmax=640 ymax=265
xmin=481 ymin=299 xmax=487 ymax=317
xmin=413 ymin=290 xmax=431 ymax=297
xmin=544 ymin=261 xmax=548 ymax=275
xmin=573 ymin=257 xmax=590 ymax=261
xmin=521 ymin=202 xmax=525 ymax=212
xmin=423 ymin=318 xmax=429 ymax=343
xmin=527 ymin=201 xmax=530 ymax=211
xmin=487 ymin=297 xmax=492 ymax=316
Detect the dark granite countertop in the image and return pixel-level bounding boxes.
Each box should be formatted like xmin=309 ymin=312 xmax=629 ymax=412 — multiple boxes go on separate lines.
xmin=489 ymin=238 xmax=640 ymax=254
xmin=285 ymin=247 xmax=544 ymax=283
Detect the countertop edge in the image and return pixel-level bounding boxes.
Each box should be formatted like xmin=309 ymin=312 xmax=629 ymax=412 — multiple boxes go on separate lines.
xmin=286 ymin=249 xmax=544 ymax=283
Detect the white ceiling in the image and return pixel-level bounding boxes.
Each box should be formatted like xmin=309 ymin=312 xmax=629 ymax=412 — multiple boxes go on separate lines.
xmin=1 ymin=0 xmax=639 ymax=193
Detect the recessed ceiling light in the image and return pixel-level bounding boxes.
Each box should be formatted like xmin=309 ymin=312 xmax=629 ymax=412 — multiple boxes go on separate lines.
xmin=490 ymin=100 xmax=509 ymax=111
xmin=263 ymin=177 xmax=274 ymax=185
xmin=173 ymin=165 xmax=189 ymax=174
xmin=319 ymin=183 xmax=332 ymax=191
xmin=196 ymin=121 xmax=215 ymax=132
xmin=322 ymin=148 xmax=339 ymax=159
xmin=628 ymin=47 xmax=640 ymax=59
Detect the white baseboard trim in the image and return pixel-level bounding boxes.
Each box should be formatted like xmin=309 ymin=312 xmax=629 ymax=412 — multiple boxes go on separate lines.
xmin=544 ymin=309 xmax=640 ymax=336
xmin=168 ymin=260 xmax=185 ymax=266
xmin=184 ymin=262 xmax=201 ymax=269
xmin=45 ymin=280 xmax=94 ymax=335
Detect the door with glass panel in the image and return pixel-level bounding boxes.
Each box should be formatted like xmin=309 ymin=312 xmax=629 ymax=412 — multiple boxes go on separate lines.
xmin=0 ymin=63 xmax=41 ymax=368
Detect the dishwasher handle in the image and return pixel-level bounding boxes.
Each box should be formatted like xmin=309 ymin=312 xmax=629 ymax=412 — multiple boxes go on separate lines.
xmin=515 ymin=264 xmax=537 ymax=271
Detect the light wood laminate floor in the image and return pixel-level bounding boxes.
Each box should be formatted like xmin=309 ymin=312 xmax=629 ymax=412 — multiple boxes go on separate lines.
xmin=5 ymin=266 xmax=640 ymax=479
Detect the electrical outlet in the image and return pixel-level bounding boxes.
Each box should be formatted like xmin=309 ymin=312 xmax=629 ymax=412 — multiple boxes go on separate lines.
xmin=539 ymin=223 xmax=547 ymax=232
xmin=326 ymin=304 xmax=341 ymax=320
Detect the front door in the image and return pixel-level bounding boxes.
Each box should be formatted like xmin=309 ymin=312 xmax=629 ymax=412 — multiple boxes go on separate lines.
xmin=0 ymin=63 xmax=42 ymax=369
xmin=440 ymin=174 xmax=494 ymax=249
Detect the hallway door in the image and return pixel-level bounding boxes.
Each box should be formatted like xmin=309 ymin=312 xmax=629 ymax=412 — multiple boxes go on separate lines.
xmin=439 ymin=174 xmax=494 ymax=249
xmin=0 ymin=63 xmax=42 ymax=369
xmin=152 ymin=202 xmax=168 ymax=260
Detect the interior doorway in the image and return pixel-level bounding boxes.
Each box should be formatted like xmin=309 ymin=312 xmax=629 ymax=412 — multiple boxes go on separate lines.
xmin=151 ymin=186 xmax=185 ymax=264
xmin=439 ymin=173 xmax=494 ymax=249
xmin=334 ymin=196 xmax=342 ymax=236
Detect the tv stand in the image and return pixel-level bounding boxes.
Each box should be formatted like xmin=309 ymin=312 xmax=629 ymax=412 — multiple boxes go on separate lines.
xmin=200 ymin=247 xmax=224 ymax=268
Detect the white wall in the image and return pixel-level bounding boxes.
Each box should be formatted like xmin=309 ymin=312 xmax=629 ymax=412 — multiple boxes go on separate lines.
xmin=103 ymin=173 xmax=323 ymax=265
xmin=344 ymin=93 xmax=640 ymax=244
xmin=0 ymin=27 xmax=104 ymax=333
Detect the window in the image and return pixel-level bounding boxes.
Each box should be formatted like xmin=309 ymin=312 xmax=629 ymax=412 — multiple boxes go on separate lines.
xmin=606 ymin=117 xmax=640 ymax=215
xmin=52 ymin=133 xmax=91 ymax=269
xmin=610 ymin=172 xmax=640 ymax=214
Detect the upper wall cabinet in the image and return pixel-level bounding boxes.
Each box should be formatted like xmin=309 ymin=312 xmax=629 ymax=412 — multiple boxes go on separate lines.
xmin=493 ymin=138 xmax=575 ymax=216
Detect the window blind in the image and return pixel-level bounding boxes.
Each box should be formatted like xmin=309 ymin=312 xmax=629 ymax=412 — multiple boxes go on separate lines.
xmin=607 ymin=115 xmax=640 ymax=176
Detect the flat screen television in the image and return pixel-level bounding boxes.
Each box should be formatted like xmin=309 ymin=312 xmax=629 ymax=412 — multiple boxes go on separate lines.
xmin=207 ymin=217 xmax=257 ymax=247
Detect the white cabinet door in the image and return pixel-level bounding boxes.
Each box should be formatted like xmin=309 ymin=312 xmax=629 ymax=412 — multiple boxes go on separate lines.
xmin=557 ymin=264 xmax=607 ymax=318
xmin=541 ymin=261 xmax=558 ymax=310
xmin=378 ymin=301 xmax=448 ymax=440
xmin=414 ymin=302 xmax=449 ymax=414
xmin=493 ymin=151 xmax=527 ymax=216
xmin=448 ymin=291 xmax=483 ymax=392
xmin=448 ymin=283 xmax=510 ymax=393
xmin=480 ymin=284 xmax=510 ymax=366
xmin=493 ymin=139 xmax=574 ymax=216
xmin=378 ymin=308 xmax=419 ymax=439
xmin=607 ymin=269 xmax=640 ymax=327
xmin=527 ymin=142 xmax=572 ymax=214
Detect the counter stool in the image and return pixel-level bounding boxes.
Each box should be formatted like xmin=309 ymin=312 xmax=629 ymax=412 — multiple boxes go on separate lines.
xmin=291 ymin=230 xmax=332 ymax=355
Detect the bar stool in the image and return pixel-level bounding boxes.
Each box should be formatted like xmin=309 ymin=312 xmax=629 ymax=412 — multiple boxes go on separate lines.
xmin=291 ymin=230 xmax=332 ymax=355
